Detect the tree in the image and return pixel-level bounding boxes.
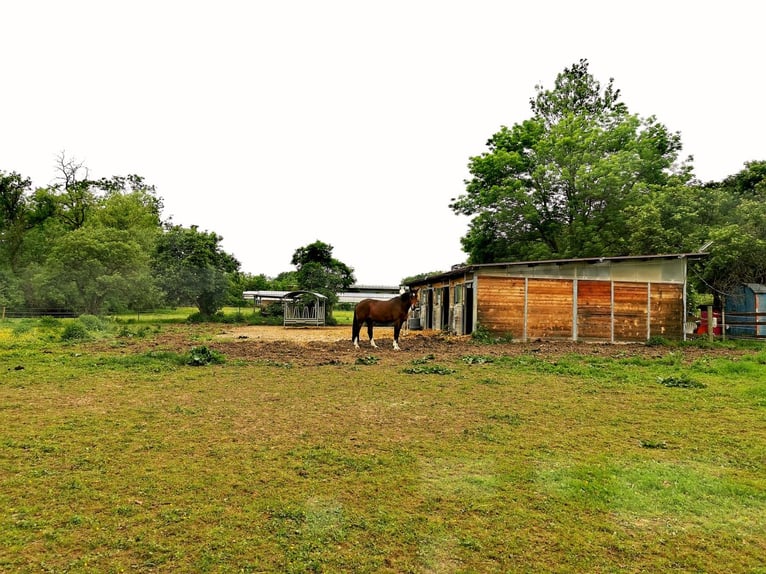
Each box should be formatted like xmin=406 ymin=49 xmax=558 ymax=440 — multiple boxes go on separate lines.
xmin=0 ymin=171 xmax=32 ymax=271
xmin=694 ymin=162 xmax=766 ymax=299
xmin=451 ymin=59 xmax=689 ymax=263
xmin=44 ymin=226 xmax=158 ymax=314
xmin=291 ymin=240 xmax=355 ymax=322
xmin=153 ymin=225 xmax=240 ymax=316
xmin=51 ymin=153 xmax=96 ymax=230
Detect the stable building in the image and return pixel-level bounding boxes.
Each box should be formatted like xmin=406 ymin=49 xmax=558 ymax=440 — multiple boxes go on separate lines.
xmin=406 ymin=253 xmax=707 ymax=343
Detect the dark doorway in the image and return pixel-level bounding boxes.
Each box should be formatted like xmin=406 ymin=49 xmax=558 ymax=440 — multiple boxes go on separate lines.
xmin=425 ymin=289 xmax=433 ymax=329
xmin=465 ymin=283 xmax=474 ymax=334
xmin=441 ymin=286 xmax=450 ymax=331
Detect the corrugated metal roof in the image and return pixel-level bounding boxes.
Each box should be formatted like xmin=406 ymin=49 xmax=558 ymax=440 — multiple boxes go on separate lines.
xmin=406 ymin=252 xmax=709 ymax=285
xmin=744 ymin=283 xmax=766 ymax=294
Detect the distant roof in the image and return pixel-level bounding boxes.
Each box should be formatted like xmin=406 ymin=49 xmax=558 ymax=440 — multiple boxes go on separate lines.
xmin=337 ymin=291 xmax=398 ymax=304
xmin=242 ymin=290 xmax=288 ymax=301
xmin=282 ymin=290 xmax=327 ymax=300
xmin=344 ymin=284 xmax=400 ymax=293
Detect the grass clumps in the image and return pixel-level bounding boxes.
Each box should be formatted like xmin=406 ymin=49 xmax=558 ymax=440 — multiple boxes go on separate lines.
xmin=657 ymin=374 xmax=706 ymax=389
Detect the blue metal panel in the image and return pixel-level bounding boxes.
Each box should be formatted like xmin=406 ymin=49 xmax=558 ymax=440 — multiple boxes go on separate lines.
xmin=725 ymin=284 xmax=766 ymax=337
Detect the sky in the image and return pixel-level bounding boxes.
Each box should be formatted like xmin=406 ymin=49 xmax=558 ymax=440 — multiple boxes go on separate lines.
xmin=2 ymin=1 xmax=764 ymax=286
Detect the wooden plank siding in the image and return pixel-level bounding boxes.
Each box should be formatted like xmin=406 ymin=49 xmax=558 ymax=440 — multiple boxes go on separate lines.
xmin=650 ymin=283 xmax=684 ymax=339
xmin=475 ymin=275 xmax=684 ymax=342
xmin=476 ymin=276 xmax=526 ymax=338
xmin=577 ymin=280 xmax=612 ymax=340
xmin=526 ymin=279 xmax=573 ymax=339
xmin=614 ymin=282 xmax=649 ymax=341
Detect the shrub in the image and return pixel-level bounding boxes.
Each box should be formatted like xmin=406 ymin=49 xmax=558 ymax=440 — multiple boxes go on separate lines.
xmin=186 ymin=345 xmax=225 ymax=366
xmin=61 ymin=321 xmax=91 ymax=342
xmin=471 ymin=325 xmax=513 ymax=344
xmin=38 ymin=316 xmax=60 ymax=329
xmin=646 ymin=335 xmax=672 ymax=347
xmin=78 ymin=314 xmax=110 ymax=332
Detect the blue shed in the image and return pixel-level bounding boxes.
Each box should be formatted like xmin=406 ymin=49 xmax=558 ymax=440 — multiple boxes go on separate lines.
xmin=725 ymin=283 xmax=766 ymax=338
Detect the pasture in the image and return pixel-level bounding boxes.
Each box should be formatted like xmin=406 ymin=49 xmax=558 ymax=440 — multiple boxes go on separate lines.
xmin=1 ymin=316 xmax=765 ymax=573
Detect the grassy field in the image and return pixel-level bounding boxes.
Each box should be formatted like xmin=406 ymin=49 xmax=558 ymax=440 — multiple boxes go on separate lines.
xmin=1 ymin=317 xmax=765 ymax=573
xmin=112 ymin=307 xmax=356 ymax=327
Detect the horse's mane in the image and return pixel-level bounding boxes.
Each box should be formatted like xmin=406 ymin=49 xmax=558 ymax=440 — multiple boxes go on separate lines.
xmin=397 ymin=290 xmax=415 ymax=302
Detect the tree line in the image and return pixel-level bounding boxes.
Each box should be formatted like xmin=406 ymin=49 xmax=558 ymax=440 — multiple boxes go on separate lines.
xmin=0 ymin=154 xmax=355 ymax=318
xmin=450 ymin=59 xmax=766 ymax=303
xmin=3 ymin=60 xmax=765 ymax=318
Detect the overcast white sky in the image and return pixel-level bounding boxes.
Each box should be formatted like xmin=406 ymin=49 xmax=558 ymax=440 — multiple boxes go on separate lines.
xmin=2 ymin=1 xmax=764 ymax=285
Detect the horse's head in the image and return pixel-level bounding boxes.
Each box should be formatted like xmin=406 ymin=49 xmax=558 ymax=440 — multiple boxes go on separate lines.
xmin=408 ymin=288 xmax=419 ymax=309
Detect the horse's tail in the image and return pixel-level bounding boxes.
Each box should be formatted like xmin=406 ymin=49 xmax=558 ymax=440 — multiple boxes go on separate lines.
xmin=352 ymin=308 xmax=360 ymax=341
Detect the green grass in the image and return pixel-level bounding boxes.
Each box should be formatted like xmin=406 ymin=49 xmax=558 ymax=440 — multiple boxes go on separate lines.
xmin=1 ymin=321 xmax=765 ymax=572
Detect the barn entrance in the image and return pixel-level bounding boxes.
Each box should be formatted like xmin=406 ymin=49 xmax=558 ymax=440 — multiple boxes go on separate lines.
xmin=441 ymin=286 xmax=450 ymax=331
xmin=465 ymin=282 xmax=474 ymax=334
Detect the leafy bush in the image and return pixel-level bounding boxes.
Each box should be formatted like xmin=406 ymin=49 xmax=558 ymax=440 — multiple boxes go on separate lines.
xmin=61 ymin=321 xmax=91 ymax=342
xmin=186 ymin=345 xmax=225 ymax=366
xmin=38 ymin=316 xmax=60 ymax=329
xmin=646 ymin=335 xmax=673 ymax=347
xmin=471 ymin=325 xmax=513 ymax=344
xmin=259 ymin=302 xmax=284 ymax=318
xmin=78 ymin=314 xmax=111 ymax=332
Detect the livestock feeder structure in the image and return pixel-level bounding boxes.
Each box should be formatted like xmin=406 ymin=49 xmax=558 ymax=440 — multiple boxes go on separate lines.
xmin=406 ymin=253 xmax=708 ymax=343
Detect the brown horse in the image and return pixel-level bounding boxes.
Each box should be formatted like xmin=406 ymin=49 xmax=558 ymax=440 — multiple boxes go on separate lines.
xmin=352 ymin=289 xmax=418 ymax=350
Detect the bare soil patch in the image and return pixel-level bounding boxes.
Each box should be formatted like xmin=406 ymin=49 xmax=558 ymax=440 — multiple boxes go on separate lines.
xmin=199 ymin=325 xmax=751 ymax=367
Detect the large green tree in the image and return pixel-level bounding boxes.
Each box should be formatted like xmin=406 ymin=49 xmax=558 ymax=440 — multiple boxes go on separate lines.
xmin=153 ymin=225 xmax=240 ymax=316
xmin=0 ymin=171 xmax=32 ymax=273
xmin=451 ymin=59 xmax=689 ymax=263
xmin=694 ymin=161 xmax=766 ymax=299
xmin=43 ymin=226 xmax=157 ymax=314
xmin=39 ymin=175 xmax=165 ymax=314
xmin=291 ymin=240 xmax=355 ymax=322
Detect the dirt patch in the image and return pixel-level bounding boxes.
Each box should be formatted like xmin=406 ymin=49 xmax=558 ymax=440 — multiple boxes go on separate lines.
xmin=105 ymin=324 xmax=755 ymax=367
xmin=202 ymin=325 xmax=753 ymax=367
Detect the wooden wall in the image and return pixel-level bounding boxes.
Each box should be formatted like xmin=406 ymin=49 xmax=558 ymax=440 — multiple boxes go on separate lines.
xmin=476 ymin=275 xmax=684 ymax=342
xmin=649 ymin=283 xmax=684 ymax=340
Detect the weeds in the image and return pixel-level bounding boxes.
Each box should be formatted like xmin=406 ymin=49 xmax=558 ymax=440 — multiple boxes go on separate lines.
xmin=461 ymin=354 xmax=495 ymax=364
xmin=657 ymin=374 xmax=706 ymax=389
xmin=402 ymin=364 xmax=456 ymax=375
xmin=185 ymin=345 xmax=225 ymax=366
xmin=471 ymin=325 xmax=513 ymax=344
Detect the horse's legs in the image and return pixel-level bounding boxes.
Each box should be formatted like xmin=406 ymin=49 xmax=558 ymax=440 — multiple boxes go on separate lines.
xmin=352 ymin=314 xmax=360 ymax=348
xmin=393 ymin=321 xmax=403 ymax=350
xmin=366 ymin=319 xmax=377 ymax=348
